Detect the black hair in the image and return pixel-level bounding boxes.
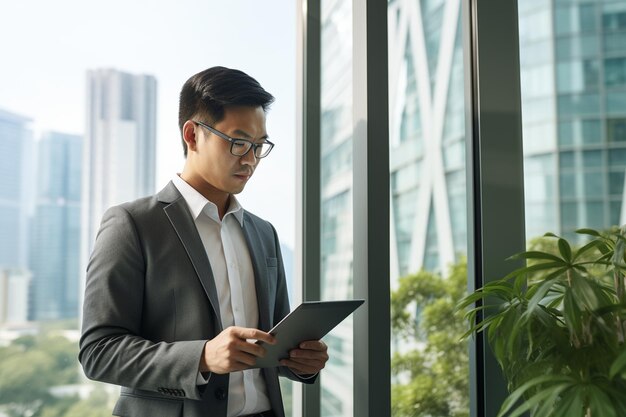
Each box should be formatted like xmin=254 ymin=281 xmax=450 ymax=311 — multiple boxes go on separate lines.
xmin=178 ymin=66 xmax=275 ymax=157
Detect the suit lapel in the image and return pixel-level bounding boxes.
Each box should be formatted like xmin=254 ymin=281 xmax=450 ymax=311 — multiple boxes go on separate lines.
xmin=159 ymin=183 xmax=223 ymax=330
xmin=242 ymin=213 xmax=271 ymax=332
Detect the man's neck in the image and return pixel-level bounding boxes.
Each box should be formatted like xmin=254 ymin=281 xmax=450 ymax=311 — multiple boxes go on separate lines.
xmin=178 ymin=173 xmax=230 ymax=220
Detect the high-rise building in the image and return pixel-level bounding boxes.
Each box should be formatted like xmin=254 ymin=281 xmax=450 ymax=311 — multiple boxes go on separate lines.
xmin=81 ymin=69 xmax=157 ymax=290
xmin=29 ymin=132 xmax=82 ymax=321
xmin=388 ymin=0 xmax=626 ymax=276
xmin=0 ymin=269 xmax=32 ymax=325
xmin=0 ymin=108 xmax=33 ymax=270
xmin=315 ymin=0 xmax=626 ymax=414
xmin=519 ymin=0 xmax=626 ymax=243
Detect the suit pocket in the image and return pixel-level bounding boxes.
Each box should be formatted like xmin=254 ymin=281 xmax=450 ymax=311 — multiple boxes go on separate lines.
xmin=266 ymin=257 xmax=278 ymax=267
xmin=113 ymin=393 xmax=183 ymax=417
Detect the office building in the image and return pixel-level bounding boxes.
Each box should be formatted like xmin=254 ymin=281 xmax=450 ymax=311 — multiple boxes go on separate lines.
xmin=0 ymin=269 xmax=31 ymax=325
xmin=0 ymin=108 xmax=33 ymax=270
xmin=315 ymin=0 xmax=626 ymax=415
xmin=388 ymin=0 xmax=626 ymax=276
xmin=81 ymin=69 xmax=157 ymax=298
xmin=29 ymin=132 xmax=82 ymax=321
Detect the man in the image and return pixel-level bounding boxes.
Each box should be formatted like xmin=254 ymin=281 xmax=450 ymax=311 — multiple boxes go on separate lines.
xmin=79 ymin=66 xmax=328 ymax=417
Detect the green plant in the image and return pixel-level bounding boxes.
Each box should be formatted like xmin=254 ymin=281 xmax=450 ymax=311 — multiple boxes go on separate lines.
xmin=391 ymin=259 xmax=469 ymax=417
xmin=458 ymin=226 xmax=626 ymax=417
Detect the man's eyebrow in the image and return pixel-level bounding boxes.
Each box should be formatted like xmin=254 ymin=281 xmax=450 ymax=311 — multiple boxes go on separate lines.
xmin=232 ymin=129 xmax=269 ymax=140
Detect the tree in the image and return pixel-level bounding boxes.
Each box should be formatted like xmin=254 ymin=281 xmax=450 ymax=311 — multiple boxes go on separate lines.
xmin=391 ymin=259 xmax=469 ymax=417
xmin=0 ymin=331 xmax=111 ymax=417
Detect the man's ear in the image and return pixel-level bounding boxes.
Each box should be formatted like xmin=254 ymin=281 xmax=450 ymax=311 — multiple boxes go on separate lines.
xmin=182 ymin=120 xmax=199 ymax=153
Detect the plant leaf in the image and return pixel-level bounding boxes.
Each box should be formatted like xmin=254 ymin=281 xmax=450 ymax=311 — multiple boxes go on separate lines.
xmin=508 ymin=251 xmax=564 ymax=263
xmin=588 ymin=385 xmax=618 ymax=417
xmin=576 ymin=228 xmax=601 ymax=237
xmin=521 ymin=276 xmax=561 ymax=322
xmin=610 ymin=349 xmax=626 ymax=379
xmin=558 ymin=238 xmax=573 ymax=263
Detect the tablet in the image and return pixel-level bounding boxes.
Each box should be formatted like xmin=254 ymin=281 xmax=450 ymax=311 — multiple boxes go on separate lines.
xmin=253 ymin=299 xmax=365 ymax=368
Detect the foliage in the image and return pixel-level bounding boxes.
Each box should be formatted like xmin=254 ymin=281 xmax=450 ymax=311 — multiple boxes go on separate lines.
xmin=391 ymin=259 xmax=469 ymax=417
xmin=458 ymin=226 xmax=626 ymax=417
xmin=0 ymin=330 xmax=113 ymax=417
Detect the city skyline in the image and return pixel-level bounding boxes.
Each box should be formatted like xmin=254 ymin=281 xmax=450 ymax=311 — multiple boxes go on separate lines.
xmin=0 ymin=0 xmax=298 ymax=248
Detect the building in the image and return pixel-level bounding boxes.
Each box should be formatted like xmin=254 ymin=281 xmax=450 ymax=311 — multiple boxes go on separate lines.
xmin=81 ymin=69 xmax=157 ymax=305
xmin=29 ymin=132 xmax=82 ymax=321
xmin=0 ymin=269 xmax=31 ymax=325
xmin=388 ymin=0 xmax=626 ymax=276
xmin=0 ymin=108 xmax=33 ymax=270
xmin=315 ymin=0 xmax=626 ymax=415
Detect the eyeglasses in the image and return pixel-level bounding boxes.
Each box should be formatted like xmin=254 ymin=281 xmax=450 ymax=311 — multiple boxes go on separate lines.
xmin=193 ymin=120 xmax=275 ymax=159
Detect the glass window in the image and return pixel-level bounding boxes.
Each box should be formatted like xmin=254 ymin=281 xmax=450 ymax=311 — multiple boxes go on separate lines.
xmin=320 ymin=0 xmax=354 ymax=415
xmin=603 ymin=3 xmax=626 ymax=31
xmin=584 ymin=171 xmax=606 ymax=197
xmin=607 ymin=118 xmax=626 ymax=142
xmin=585 ymin=201 xmax=606 ymax=228
xmin=609 ymin=171 xmax=625 ymax=195
xmin=559 ymin=118 xmax=603 ymax=146
xmin=560 ymin=172 xmax=577 ymax=198
xmin=558 ymin=93 xmax=601 ymax=117
xmin=607 ymin=92 xmax=626 ymax=115
xmin=556 ymin=60 xmax=600 ymax=93
xmin=561 ymin=201 xmax=579 ymax=229
xmin=610 ymin=200 xmax=623 ymax=224
xmin=556 ymin=34 xmax=599 ymax=60
xmin=605 ymin=57 xmax=626 ymax=87
xmin=388 ymin=0 xmax=469 ymax=415
xmin=609 ymin=148 xmax=626 ymax=167
xmin=555 ymin=4 xmax=598 ymax=35
xmin=560 ymin=150 xmax=576 ymax=169
xmin=583 ymin=150 xmax=603 ymax=168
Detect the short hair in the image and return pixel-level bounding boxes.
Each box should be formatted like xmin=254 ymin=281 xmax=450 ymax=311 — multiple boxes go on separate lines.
xmin=178 ymin=66 xmax=275 ymax=157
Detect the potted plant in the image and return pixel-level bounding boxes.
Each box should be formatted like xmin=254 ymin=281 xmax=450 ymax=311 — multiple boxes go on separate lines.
xmin=458 ymin=226 xmax=626 ymax=417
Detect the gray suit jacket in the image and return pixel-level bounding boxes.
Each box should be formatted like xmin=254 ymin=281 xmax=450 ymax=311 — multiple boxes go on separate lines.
xmin=79 ymin=182 xmax=313 ymax=417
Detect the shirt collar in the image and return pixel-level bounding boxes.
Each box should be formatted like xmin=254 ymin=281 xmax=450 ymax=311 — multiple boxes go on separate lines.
xmin=171 ymin=174 xmax=244 ymax=226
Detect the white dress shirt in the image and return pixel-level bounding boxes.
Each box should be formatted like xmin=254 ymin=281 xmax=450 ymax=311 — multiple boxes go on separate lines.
xmin=172 ymin=175 xmax=271 ymax=416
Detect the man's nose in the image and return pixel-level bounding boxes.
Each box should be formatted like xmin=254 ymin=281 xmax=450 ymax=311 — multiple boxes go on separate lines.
xmin=240 ymin=148 xmax=257 ymax=165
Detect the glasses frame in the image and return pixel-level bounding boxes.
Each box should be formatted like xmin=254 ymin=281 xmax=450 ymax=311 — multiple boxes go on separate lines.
xmin=192 ymin=120 xmax=275 ymax=159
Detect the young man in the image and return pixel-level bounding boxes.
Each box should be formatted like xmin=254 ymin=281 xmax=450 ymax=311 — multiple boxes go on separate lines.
xmin=79 ymin=67 xmax=328 ymax=417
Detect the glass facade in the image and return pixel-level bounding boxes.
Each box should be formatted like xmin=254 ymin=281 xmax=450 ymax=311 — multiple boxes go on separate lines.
xmin=521 ymin=0 xmax=626 ymax=242
xmin=29 ymin=132 xmax=82 ymax=321
xmin=0 ymin=109 xmax=32 ymax=271
xmin=320 ymin=0 xmax=354 ymax=415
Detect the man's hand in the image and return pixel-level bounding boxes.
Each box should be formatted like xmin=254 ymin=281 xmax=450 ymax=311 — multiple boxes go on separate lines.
xmin=200 ymin=326 xmax=276 ymax=374
xmin=280 ymin=340 xmax=329 ymax=375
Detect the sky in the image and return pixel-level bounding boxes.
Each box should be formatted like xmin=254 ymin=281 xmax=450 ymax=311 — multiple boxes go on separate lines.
xmin=0 ymin=0 xmax=297 ymax=247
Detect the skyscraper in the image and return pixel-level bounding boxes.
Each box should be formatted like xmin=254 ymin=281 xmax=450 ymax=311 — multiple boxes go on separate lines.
xmin=388 ymin=0 xmax=626 ymax=275
xmin=29 ymin=132 xmax=82 ymax=321
xmin=0 ymin=269 xmax=32 ymax=325
xmin=0 ymin=108 xmax=33 ymax=270
xmin=81 ymin=69 xmax=157 ymax=282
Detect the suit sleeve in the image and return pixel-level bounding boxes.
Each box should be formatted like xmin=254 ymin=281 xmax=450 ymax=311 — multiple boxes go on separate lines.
xmin=78 ymin=206 xmax=208 ymax=400
xmin=269 ymin=224 xmax=319 ymax=384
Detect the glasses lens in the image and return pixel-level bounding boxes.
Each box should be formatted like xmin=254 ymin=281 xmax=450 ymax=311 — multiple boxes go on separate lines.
xmin=254 ymin=143 xmax=272 ymax=158
xmin=230 ymin=140 xmax=253 ymax=156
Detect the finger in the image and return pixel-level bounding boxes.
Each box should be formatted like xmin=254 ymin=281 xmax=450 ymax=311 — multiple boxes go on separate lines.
xmin=234 ymin=327 xmax=276 ymax=345
xmin=237 ymin=340 xmax=267 ymax=358
xmin=289 ymin=348 xmax=329 ymax=361
xmin=299 ymin=340 xmax=327 ymax=351
xmin=280 ymin=358 xmax=322 ymax=375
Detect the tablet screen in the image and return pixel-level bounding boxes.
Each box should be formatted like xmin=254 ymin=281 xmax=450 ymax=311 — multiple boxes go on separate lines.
xmin=253 ymin=299 xmax=364 ymax=368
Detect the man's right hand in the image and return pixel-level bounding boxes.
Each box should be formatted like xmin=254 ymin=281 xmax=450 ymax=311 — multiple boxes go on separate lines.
xmin=199 ymin=327 xmax=276 ymax=374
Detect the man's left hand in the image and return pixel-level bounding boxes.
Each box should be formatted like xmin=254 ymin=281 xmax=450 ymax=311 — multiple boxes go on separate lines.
xmin=280 ymin=340 xmax=329 ymax=375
